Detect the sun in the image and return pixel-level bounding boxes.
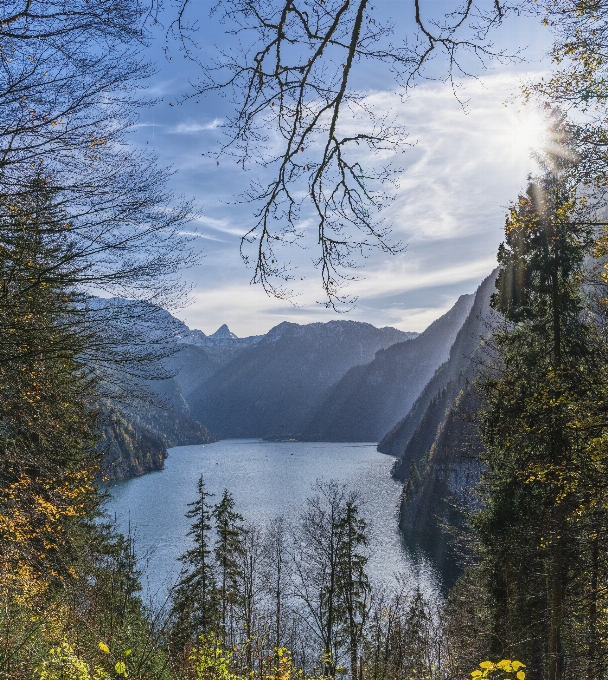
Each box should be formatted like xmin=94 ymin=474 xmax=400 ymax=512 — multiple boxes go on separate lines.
xmin=506 ymin=105 xmax=548 ymax=169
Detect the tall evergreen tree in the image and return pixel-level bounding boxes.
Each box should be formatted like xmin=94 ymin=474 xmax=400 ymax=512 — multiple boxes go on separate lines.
xmin=474 ymin=116 xmax=608 ymax=680
xmin=0 ymin=177 xmax=99 ymax=583
xmin=336 ymin=498 xmax=369 ymax=680
xmin=213 ymin=489 xmax=245 ymax=640
xmin=169 ymin=475 xmax=219 ymax=652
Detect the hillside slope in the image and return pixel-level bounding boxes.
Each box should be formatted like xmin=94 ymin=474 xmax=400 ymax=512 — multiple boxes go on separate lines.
xmin=377 ymin=271 xmax=498 ymax=584
xmin=300 ymin=294 xmax=474 ymax=442
xmin=399 ymin=384 xmax=485 ymax=585
xmin=379 ymin=270 xmax=498 ymax=471
xmin=188 ymin=321 xmax=415 ymax=438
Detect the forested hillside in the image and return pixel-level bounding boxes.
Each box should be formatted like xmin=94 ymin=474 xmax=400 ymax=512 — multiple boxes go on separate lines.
xmin=379 ymin=270 xmax=498 ymax=464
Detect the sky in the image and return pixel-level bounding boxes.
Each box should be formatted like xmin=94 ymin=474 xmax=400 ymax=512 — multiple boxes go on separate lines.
xmin=130 ymin=1 xmax=554 ymax=338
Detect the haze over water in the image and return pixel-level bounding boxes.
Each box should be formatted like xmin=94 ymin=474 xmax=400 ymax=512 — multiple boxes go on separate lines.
xmin=105 ymin=439 xmax=440 ymax=604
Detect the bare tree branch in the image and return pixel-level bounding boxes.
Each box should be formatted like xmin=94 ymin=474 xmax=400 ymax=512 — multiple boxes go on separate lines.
xmin=167 ymin=0 xmax=518 ymax=308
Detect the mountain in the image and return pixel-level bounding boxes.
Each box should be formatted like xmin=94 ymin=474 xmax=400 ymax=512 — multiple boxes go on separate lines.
xmin=100 ymin=407 xmax=168 ymax=481
xmin=177 ymin=323 xmax=263 ymax=351
xmin=93 ymin=308 xmax=244 ymax=480
xmin=187 ymin=321 xmax=415 ymax=438
xmin=300 ymin=294 xmax=474 ymax=442
xmin=378 ymin=270 xmax=498 ymax=469
xmin=377 ymin=271 xmax=499 ymax=584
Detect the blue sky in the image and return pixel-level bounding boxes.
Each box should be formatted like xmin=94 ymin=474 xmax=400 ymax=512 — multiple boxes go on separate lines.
xmin=131 ymin=1 xmax=553 ymax=337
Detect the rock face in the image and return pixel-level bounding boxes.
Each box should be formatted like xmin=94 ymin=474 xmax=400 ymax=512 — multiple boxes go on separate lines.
xmin=100 ymin=409 xmax=168 ymax=481
xmin=188 ymin=321 xmax=415 ymax=438
xmin=399 ymin=384 xmax=485 ymax=587
xmin=382 ymin=270 xmax=499 ymax=584
xmin=379 ymin=270 xmax=498 ymax=468
xmin=177 ymin=323 xmax=262 ymax=350
xmin=300 ymin=294 xmax=474 ymax=442
xmin=98 ymin=383 xmax=217 ymax=481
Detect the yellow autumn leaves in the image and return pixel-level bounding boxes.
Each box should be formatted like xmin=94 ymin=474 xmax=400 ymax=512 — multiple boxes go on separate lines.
xmin=471 ymin=659 xmax=526 ymax=680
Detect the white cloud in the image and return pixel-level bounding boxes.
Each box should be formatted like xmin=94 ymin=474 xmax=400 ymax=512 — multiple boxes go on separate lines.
xmin=157 ymin=72 xmax=550 ymax=335
xmin=169 ymin=118 xmax=223 ymax=134
xmin=347 ymin=255 xmax=499 ymax=300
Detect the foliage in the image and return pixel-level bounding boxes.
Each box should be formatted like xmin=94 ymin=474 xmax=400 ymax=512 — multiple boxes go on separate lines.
xmin=36 ymin=642 xmax=99 ymax=680
xmin=471 ymin=660 xmax=526 ymax=680
xmin=471 ymin=116 xmax=608 ymax=679
xmin=189 ymin=632 xmax=237 ymax=680
xmin=170 ymin=476 xmax=219 ymax=653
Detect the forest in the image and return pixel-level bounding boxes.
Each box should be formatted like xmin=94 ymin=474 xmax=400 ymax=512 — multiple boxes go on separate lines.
xmin=3 ymin=0 xmax=608 ymax=679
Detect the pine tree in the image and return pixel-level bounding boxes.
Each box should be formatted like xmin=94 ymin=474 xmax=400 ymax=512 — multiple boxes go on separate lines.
xmin=169 ymin=475 xmax=219 ymax=652
xmin=474 ymin=116 xmax=608 ymax=679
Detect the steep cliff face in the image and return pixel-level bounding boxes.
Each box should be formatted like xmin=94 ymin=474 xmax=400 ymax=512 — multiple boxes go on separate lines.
xmin=399 ymin=385 xmax=485 ymax=586
xmin=99 ymin=409 xmax=167 ymax=480
xmin=98 ymin=353 xmax=218 ymax=481
xmin=300 ymin=294 xmax=474 ymax=442
xmin=188 ymin=321 xmax=415 ymax=438
xmin=98 ymin=401 xmax=217 ymax=481
xmin=379 ymin=270 xmax=498 ymax=467
xmin=380 ymin=271 xmax=499 ymax=585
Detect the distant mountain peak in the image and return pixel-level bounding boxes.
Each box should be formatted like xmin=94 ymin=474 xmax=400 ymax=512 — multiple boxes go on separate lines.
xmin=210 ymin=324 xmax=238 ymax=340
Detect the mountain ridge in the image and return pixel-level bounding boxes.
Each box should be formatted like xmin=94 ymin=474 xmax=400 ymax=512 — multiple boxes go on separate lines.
xmin=299 ymin=294 xmax=475 ymax=442
xmin=187 ymin=320 xmax=416 ymax=439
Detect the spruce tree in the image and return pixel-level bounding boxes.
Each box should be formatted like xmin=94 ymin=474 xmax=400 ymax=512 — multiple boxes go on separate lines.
xmin=474 ymin=117 xmax=608 ymax=679
xmin=169 ymin=475 xmax=219 ymax=651
xmin=336 ymin=498 xmax=369 ymax=680
xmin=213 ymin=489 xmax=244 ymax=641
xmin=0 ymin=177 xmax=99 ymax=583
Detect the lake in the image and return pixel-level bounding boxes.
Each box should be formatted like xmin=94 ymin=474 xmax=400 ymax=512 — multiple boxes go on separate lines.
xmin=104 ymin=439 xmax=440 ymax=604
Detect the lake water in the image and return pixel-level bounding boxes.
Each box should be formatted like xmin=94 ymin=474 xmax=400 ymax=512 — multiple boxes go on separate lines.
xmin=104 ymin=439 xmax=440 ymax=604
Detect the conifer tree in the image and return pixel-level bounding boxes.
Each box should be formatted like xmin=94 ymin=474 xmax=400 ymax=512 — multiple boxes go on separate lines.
xmin=169 ymin=475 xmax=219 ymax=652
xmin=474 ymin=116 xmax=608 ymax=680
xmin=213 ymin=489 xmax=245 ymax=640
xmin=0 ymin=177 xmax=99 ymax=583
xmin=336 ymin=499 xmax=369 ymax=680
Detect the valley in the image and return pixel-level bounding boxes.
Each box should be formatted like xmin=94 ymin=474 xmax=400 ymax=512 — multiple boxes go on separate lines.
xmin=102 ymin=269 xmax=499 ymax=589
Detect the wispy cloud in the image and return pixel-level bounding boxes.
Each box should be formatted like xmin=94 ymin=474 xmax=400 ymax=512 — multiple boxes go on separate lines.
xmin=149 ymin=72 xmax=548 ymax=335
xmin=169 ymin=118 xmax=223 ymax=134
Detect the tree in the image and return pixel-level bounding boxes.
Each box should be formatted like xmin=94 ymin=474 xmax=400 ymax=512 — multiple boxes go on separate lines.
xmin=335 ymin=498 xmax=369 ymax=680
xmin=474 ymin=117 xmax=608 ymax=680
xmin=261 ymin=516 xmax=291 ymax=651
xmin=238 ymin=524 xmax=262 ymax=672
xmin=293 ymin=481 xmax=369 ymax=678
xmin=169 ymin=476 xmax=219 ymax=653
xmin=0 ymin=177 xmax=100 ymax=584
xmin=0 ymin=0 xmax=198 ymax=379
xmin=213 ymin=489 xmax=245 ymax=641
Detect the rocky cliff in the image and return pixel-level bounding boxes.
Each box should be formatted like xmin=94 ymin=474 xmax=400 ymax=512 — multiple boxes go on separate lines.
xmin=383 ymin=271 xmax=499 ymax=584
xmin=379 ymin=270 xmax=498 ymax=468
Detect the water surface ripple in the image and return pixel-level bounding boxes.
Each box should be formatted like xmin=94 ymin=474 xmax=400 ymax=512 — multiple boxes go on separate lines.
xmin=104 ymin=439 xmax=439 ymax=604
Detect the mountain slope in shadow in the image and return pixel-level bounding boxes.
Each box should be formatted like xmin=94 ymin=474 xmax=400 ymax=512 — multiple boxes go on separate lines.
xmin=300 ymin=294 xmax=475 ymax=442
xmin=188 ymin=321 xmax=414 ymax=438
